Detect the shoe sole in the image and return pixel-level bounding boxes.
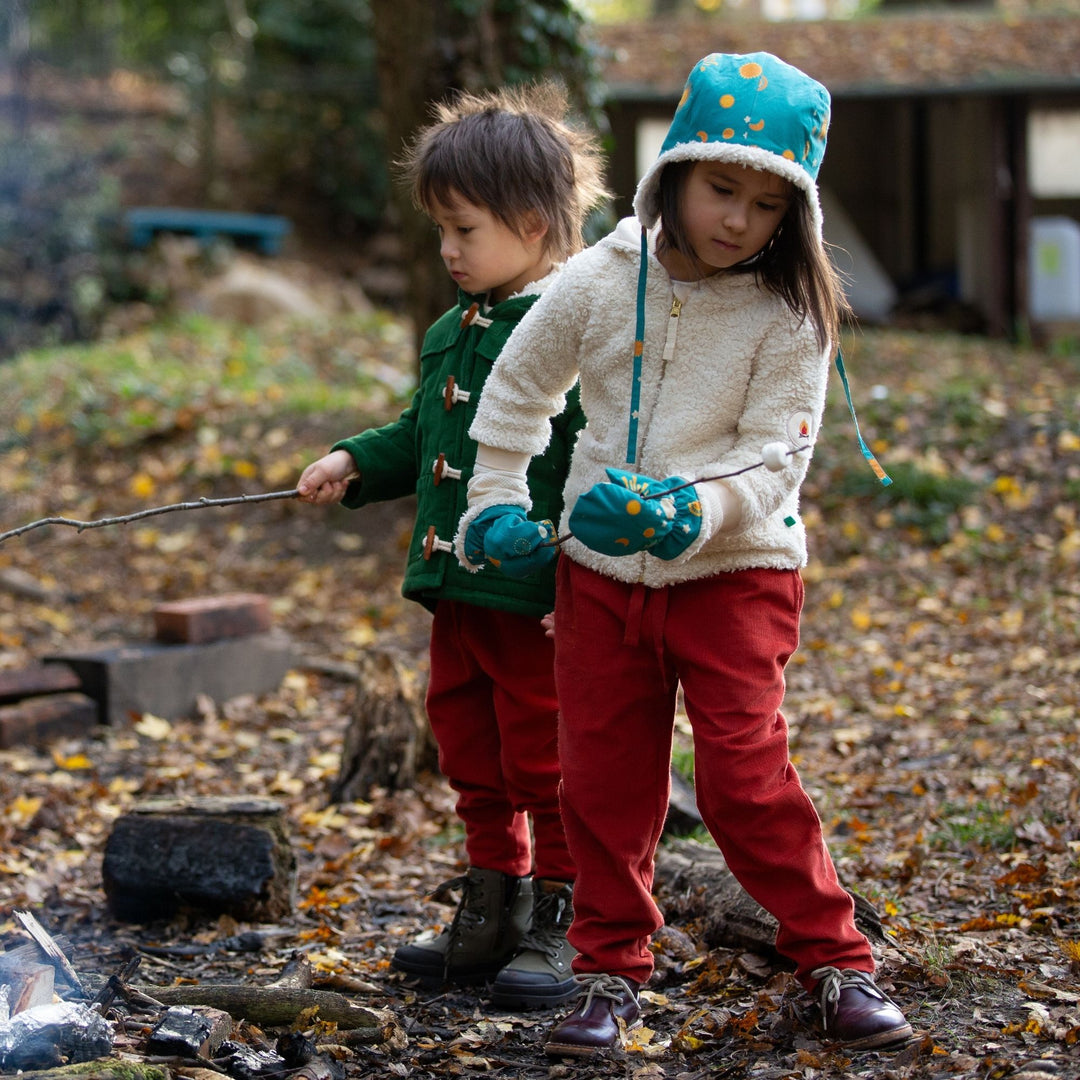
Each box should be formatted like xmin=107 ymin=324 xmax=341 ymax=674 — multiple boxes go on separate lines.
xmin=391 ymin=960 xmax=506 ymax=987
xmin=835 ymin=1022 xmax=914 ymax=1052
xmin=490 ymin=983 xmax=579 ymax=1010
xmin=544 ymin=1040 xmax=612 ymax=1058
xmin=544 ymin=1019 xmax=643 ymax=1057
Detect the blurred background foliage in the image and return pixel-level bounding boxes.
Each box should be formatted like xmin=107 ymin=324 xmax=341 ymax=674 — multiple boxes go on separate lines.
xmin=0 ymin=0 xmax=608 ymax=356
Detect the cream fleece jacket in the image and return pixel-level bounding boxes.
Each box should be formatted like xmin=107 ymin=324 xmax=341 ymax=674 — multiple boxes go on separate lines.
xmin=459 ymin=217 xmax=831 ymax=586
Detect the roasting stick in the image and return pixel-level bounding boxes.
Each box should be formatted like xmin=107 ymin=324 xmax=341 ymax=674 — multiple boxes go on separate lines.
xmin=0 ymin=489 xmax=301 ymax=545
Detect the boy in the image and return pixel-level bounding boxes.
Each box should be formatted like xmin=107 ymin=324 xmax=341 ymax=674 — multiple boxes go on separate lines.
xmin=295 ymin=84 xmax=607 ymax=1009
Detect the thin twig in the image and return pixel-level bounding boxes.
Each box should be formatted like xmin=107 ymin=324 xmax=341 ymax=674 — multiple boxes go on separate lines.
xmin=0 ymin=489 xmax=300 ymax=545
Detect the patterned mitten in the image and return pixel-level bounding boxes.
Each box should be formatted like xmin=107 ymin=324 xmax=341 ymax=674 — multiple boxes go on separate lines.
xmin=465 ymin=506 xmax=558 ymax=578
xmin=569 ymin=468 xmax=701 ymax=559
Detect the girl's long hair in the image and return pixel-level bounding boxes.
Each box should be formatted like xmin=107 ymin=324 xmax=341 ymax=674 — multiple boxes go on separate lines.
xmin=656 ymin=160 xmax=850 ymax=352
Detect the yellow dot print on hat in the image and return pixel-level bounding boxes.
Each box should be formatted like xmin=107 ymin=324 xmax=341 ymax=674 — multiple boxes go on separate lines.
xmin=738 ymin=61 xmax=769 ymax=137
xmin=719 ymin=93 xmax=736 ymax=139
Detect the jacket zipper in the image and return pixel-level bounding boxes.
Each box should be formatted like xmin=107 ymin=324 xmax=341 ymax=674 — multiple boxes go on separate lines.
xmin=662 ymin=294 xmax=683 ymax=361
xmin=633 ymin=284 xmax=691 ymax=582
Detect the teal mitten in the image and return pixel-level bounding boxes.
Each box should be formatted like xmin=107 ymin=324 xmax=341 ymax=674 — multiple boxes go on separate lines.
xmin=462 ymin=505 xmax=522 ymax=568
xmin=484 ymin=510 xmax=558 ymax=579
xmin=568 ymin=468 xmax=701 ymax=559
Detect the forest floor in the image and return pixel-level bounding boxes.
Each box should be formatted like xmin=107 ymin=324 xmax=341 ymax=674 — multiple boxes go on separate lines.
xmin=0 ymin=316 xmax=1078 ymax=1080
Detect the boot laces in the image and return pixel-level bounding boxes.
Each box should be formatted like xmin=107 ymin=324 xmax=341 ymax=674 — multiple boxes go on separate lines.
xmin=516 ymin=888 xmax=570 ymax=959
xmin=572 ymin=972 xmax=634 ymax=1008
xmin=435 ymin=874 xmax=488 ymax=937
xmin=811 ymin=966 xmax=887 ymax=1031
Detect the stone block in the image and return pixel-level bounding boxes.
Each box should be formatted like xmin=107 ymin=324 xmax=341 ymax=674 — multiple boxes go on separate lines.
xmin=47 ymin=632 xmax=294 ymax=726
xmin=153 ymin=593 xmax=272 ymax=645
xmin=0 ymin=693 xmax=100 ymax=748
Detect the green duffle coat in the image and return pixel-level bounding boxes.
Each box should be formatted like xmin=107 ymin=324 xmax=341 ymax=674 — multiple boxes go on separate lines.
xmin=333 ymin=288 xmax=584 ymax=617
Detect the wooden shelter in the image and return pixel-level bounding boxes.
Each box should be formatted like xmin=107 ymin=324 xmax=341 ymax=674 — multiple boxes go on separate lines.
xmin=592 ymin=12 xmax=1080 ymax=335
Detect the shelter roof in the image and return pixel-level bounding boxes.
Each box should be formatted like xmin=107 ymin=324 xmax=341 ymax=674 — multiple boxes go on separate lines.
xmin=591 ymin=12 xmax=1080 ymax=99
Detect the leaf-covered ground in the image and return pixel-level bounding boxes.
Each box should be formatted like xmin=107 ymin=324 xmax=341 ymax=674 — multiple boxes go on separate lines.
xmin=1 ymin=318 xmax=1078 ymax=1079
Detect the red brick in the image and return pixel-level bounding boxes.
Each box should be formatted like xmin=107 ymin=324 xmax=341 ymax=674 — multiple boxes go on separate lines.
xmin=153 ymin=593 xmax=272 ymax=644
xmin=0 ymin=693 xmax=100 ymax=748
xmin=0 ymin=662 xmax=81 ymax=705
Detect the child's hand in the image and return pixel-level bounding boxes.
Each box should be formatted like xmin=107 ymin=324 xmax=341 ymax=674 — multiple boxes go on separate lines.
xmin=464 ymin=506 xmax=558 ymax=578
xmin=541 ymin=611 xmax=555 ymax=639
xmin=485 ymin=512 xmax=558 ymax=578
xmin=569 ymin=469 xmax=701 ymax=559
xmin=296 ymin=449 xmax=359 ymax=505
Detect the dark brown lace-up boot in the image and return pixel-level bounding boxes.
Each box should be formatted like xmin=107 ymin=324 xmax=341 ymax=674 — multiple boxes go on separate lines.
xmin=812 ymin=966 xmax=913 ymax=1050
xmin=544 ymin=973 xmax=641 ymax=1056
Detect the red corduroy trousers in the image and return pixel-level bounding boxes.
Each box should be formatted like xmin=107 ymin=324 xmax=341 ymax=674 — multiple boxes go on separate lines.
xmin=553 ymin=558 xmax=872 ymax=990
xmin=426 ymin=600 xmax=574 ymax=882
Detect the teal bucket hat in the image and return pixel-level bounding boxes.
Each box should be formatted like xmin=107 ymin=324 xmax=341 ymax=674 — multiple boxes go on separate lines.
xmin=633 ymin=51 xmax=831 ymax=237
xmin=622 ymin=53 xmax=890 ymax=489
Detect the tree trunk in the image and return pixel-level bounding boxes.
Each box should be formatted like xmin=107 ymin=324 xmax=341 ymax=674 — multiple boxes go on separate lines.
xmin=369 ymin=0 xmax=457 ymax=357
xmin=368 ymin=0 xmax=594 ymax=360
xmin=7 ymin=0 xmax=31 ymax=136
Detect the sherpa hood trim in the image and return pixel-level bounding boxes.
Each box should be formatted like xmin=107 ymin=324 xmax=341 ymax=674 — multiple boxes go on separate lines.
xmin=632 ymin=51 xmax=831 ymax=238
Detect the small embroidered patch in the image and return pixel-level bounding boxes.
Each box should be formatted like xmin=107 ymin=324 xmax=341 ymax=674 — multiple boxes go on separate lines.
xmin=786 ymin=411 xmax=813 ymax=445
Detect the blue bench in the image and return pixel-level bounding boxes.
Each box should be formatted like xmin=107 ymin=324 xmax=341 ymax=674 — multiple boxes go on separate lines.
xmin=123 ymin=207 xmax=291 ymax=255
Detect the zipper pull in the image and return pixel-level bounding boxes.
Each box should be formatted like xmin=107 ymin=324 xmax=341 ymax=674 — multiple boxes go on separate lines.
xmin=663 ymin=293 xmax=683 ymax=361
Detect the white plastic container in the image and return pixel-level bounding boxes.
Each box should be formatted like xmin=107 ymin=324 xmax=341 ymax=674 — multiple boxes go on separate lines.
xmin=1030 ymin=216 xmax=1080 ymax=320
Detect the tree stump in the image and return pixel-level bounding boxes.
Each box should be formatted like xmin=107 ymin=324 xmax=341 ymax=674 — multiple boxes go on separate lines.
xmin=331 ymin=648 xmax=438 ymax=803
xmin=102 ymin=796 xmax=296 ymax=922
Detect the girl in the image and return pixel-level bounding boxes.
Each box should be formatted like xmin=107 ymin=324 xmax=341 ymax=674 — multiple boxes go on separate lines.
xmin=297 ymin=84 xmax=608 ymax=1010
xmin=456 ymin=53 xmax=913 ymax=1054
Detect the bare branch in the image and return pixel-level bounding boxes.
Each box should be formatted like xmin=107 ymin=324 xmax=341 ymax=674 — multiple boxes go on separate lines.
xmin=0 ymin=490 xmax=300 ymax=545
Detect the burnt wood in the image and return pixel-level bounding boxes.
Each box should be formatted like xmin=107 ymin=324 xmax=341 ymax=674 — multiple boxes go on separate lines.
xmin=102 ymin=797 xmax=296 ymax=922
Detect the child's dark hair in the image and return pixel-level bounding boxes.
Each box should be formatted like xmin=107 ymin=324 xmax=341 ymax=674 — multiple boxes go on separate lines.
xmin=400 ymin=83 xmax=609 ymax=262
xmin=656 ymin=161 xmax=850 ymax=351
